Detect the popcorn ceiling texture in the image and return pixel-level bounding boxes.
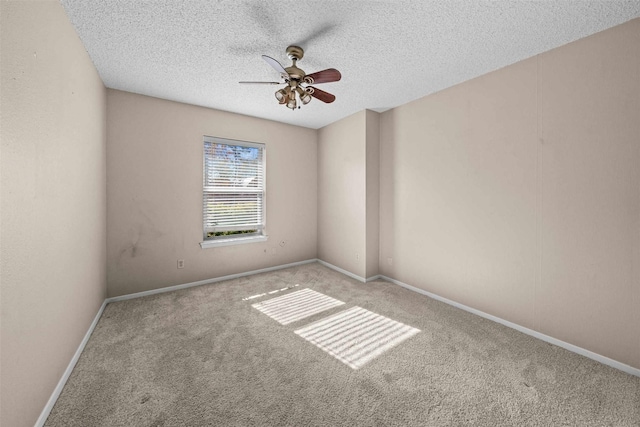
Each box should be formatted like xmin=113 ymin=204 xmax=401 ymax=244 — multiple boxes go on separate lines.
xmin=60 ymin=1 xmax=640 ymax=129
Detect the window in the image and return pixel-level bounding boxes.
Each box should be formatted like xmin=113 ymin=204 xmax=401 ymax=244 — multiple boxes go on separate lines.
xmin=200 ymin=136 xmax=266 ymax=248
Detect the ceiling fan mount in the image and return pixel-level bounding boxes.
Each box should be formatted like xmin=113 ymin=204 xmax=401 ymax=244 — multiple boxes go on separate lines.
xmin=286 ymin=45 xmax=304 ymax=61
xmin=239 ymin=45 xmax=341 ymax=110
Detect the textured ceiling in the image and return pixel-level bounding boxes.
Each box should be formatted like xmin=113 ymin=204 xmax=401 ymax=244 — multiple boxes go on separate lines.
xmin=60 ymin=1 xmax=640 ymax=129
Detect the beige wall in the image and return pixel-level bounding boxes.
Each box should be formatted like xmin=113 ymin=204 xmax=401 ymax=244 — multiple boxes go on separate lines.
xmin=317 ymin=110 xmax=381 ymax=280
xmin=379 ymin=19 xmax=640 ymax=369
xmin=0 ymin=1 xmax=107 ymax=426
xmin=106 ymin=90 xmax=317 ymax=297
xmin=318 ymin=111 xmax=367 ymax=278
xmin=537 ymin=19 xmax=640 ymax=369
xmin=365 ymin=110 xmax=380 ymax=278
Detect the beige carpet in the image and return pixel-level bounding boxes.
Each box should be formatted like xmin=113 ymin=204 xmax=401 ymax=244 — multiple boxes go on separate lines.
xmin=46 ymin=262 xmax=640 ymax=426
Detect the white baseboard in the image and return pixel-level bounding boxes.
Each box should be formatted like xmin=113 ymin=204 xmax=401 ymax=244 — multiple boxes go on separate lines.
xmin=379 ymin=274 xmax=640 ymax=378
xmin=317 ymin=259 xmax=367 ymax=283
xmin=35 ymin=300 xmax=108 ymax=427
xmin=35 ymin=260 xmax=639 ymax=426
xmin=36 ymin=258 xmax=318 ymax=425
xmin=106 ymin=258 xmax=318 ymax=303
xmin=316 ymin=260 xmax=382 ymax=283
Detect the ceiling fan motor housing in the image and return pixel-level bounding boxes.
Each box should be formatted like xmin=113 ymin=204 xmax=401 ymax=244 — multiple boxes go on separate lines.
xmin=285 ymin=66 xmax=306 ymax=80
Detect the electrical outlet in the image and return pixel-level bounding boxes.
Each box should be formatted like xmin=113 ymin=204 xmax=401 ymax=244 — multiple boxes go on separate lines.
xmin=177 ymin=259 xmax=184 ymax=269
xmin=387 ymin=257 xmax=393 ymax=266
xmin=355 ymin=253 xmax=360 ymax=260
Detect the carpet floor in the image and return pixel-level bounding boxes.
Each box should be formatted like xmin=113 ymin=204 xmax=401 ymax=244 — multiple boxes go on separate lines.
xmin=46 ymin=262 xmax=640 ymax=426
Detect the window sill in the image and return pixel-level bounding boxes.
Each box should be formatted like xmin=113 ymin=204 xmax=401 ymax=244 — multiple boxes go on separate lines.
xmin=200 ymin=235 xmax=268 ymax=249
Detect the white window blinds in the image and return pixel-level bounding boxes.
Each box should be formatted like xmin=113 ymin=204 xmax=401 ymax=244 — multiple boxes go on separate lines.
xmin=203 ymin=137 xmax=265 ymax=240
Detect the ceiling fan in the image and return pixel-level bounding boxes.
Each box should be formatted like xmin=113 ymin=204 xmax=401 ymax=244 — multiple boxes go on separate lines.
xmin=240 ymin=46 xmax=341 ymax=110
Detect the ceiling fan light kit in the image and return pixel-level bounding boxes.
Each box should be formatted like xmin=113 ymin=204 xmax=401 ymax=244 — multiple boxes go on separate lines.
xmin=240 ymin=45 xmax=341 ymax=110
xmin=296 ymin=87 xmax=312 ymax=105
xmin=275 ymin=87 xmax=289 ymax=103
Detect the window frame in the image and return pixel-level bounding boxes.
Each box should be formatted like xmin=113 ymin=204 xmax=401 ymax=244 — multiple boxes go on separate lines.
xmin=200 ymin=136 xmax=267 ymax=249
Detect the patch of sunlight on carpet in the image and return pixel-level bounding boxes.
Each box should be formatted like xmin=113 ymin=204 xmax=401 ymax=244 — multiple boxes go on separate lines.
xmin=295 ymin=306 xmax=420 ymax=369
xmin=252 ymin=288 xmax=345 ymax=325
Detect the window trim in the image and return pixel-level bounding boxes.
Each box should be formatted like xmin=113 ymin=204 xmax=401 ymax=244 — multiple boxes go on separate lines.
xmin=200 ymin=234 xmax=268 ymax=249
xmin=200 ymin=136 xmax=267 ymax=248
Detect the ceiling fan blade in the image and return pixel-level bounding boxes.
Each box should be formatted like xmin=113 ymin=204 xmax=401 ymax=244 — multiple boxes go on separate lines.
xmin=262 ymin=55 xmax=289 ymax=79
xmin=304 ymin=68 xmax=341 ymax=84
xmin=239 ymin=81 xmax=281 ymax=85
xmin=306 ymin=86 xmax=336 ymax=103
